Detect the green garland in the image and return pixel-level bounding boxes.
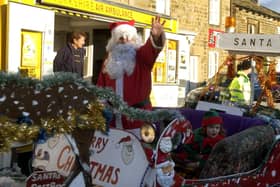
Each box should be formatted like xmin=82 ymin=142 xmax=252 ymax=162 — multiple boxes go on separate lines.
xmin=0 ymin=72 xmax=184 ymax=123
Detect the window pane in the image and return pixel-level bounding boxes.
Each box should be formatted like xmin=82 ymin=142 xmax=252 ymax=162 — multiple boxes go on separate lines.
xmin=156 ymin=0 xmax=170 ymax=15
xmin=209 ymin=0 xmax=220 ymax=25
xmin=190 ymin=56 xmax=198 ymax=82
xmin=208 ymin=51 xmax=219 ymax=78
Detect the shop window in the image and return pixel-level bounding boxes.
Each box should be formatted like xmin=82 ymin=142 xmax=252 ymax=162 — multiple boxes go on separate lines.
xmin=208 ymin=51 xmax=219 ymax=79
xmin=156 ymin=0 xmax=170 ymax=15
xmin=153 ymin=39 xmax=178 ymax=83
xmin=189 ymin=56 xmax=199 ymax=83
xmin=209 ymin=0 xmax=220 ymax=25
xmin=248 ymin=24 xmax=256 ymax=34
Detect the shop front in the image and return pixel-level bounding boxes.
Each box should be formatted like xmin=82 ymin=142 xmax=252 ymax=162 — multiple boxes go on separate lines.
xmin=1 ymin=0 xmax=54 ymax=79
xmin=1 ymin=0 xmax=178 ymax=79
xmin=150 ymin=31 xmax=196 ymax=107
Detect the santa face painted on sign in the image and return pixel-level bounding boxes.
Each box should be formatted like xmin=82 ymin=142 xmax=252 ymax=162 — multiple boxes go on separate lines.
xmin=117 ymin=136 xmax=135 ymax=165
xmin=97 ymin=17 xmax=166 ymax=131
xmin=121 ymin=142 xmax=134 ymax=165
xmin=156 ymin=160 xmax=175 ymax=187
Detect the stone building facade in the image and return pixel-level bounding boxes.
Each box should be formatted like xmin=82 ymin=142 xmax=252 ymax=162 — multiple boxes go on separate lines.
xmin=171 ymin=0 xmax=231 ymax=88
xmin=232 ymin=0 xmax=280 ymax=35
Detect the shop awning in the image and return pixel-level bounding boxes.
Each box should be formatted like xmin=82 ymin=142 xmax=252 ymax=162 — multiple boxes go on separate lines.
xmin=40 ymin=0 xmax=178 ymax=33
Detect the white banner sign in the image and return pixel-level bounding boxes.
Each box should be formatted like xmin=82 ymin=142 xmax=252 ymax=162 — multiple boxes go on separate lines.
xmin=217 ymin=33 xmax=280 ymax=54
xmin=90 ymin=129 xmax=150 ymax=187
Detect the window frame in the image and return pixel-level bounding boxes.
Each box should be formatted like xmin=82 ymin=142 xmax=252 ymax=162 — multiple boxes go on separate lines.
xmin=156 ymin=0 xmax=170 ymax=15
xmin=209 ymin=0 xmax=221 ymax=26
xmin=189 ymin=55 xmax=199 ymax=83
xmin=208 ymin=51 xmax=219 ymax=79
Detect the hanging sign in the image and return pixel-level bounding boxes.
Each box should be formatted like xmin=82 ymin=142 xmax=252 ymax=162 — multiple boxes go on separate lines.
xmin=217 ymin=33 xmax=280 ymax=54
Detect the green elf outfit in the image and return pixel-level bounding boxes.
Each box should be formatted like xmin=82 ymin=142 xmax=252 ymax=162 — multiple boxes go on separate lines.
xmin=182 ymin=111 xmax=225 ymax=170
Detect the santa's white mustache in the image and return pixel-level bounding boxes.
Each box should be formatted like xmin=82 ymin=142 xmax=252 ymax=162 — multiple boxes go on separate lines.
xmin=104 ymin=43 xmax=137 ymax=79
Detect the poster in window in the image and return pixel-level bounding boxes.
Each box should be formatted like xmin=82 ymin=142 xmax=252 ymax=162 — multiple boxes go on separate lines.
xmin=154 ymin=45 xmax=167 ymax=83
xmin=167 ymin=40 xmax=177 ymax=83
xmin=21 ymin=31 xmax=42 ymax=79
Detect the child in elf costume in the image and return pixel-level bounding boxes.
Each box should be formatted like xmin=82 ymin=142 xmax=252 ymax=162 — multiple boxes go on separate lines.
xmin=182 ymin=110 xmax=225 ymax=177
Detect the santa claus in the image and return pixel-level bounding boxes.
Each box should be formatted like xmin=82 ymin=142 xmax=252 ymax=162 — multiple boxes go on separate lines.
xmin=97 ymin=16 xmax=166 ymax=136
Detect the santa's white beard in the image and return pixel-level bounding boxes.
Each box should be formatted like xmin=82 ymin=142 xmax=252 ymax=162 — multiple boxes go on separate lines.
xmin=104 ymin=43 xmax=137 ymax=79
xmin=121 ymin=145 xmax=134 ymax=165
xmin=159 ymin=137 xmax=173 ymax=153
xmin=156 ymin=166 xmax=175 ymax=187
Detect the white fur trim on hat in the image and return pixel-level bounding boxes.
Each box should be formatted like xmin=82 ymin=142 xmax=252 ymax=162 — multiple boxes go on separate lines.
xmin=156 ymin=160 xmax=175 ymax=169
xmin=112 ymin=24 xmax=137 ymax=42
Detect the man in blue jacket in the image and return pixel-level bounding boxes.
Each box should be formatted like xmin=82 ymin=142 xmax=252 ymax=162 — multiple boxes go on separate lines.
xmin=53 ymin=31 xmax=86 ymax=78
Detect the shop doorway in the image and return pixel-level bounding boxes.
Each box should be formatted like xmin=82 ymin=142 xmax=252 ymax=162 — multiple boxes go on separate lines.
xmin=92 ymin=29 xmax=110 ymax=84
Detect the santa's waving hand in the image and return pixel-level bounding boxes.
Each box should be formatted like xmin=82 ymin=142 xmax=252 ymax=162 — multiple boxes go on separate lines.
xmin=151 ymin=16 xmax=166 ymax=42
xmin=97 ymin=16 xmax=166 ymax=137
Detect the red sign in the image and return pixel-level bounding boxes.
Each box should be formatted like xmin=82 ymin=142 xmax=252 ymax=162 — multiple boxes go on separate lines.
xmin=26 ymin=171 xmax=65 ymax=187
xmin=208 ymin=29 xmax=223 ymax=48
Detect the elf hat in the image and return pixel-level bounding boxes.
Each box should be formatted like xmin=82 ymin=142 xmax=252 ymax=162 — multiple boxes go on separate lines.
xmin=202 ymin=110 xmax=223 ymax=127
xmin=109 ymin=20 xmax=137 ymax=41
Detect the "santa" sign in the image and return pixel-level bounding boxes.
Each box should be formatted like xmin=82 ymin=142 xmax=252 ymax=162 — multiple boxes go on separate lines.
xmin=217 ymin=33 xmax=280 ymax=54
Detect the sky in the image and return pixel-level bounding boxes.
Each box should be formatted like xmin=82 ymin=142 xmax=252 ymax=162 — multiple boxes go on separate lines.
xmin=259 ymin=0 xmax=280 ymax=13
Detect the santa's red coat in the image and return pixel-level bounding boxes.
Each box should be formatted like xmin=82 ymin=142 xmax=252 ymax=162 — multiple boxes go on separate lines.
xmin=97 ymin=37 xmax=162 ymax=129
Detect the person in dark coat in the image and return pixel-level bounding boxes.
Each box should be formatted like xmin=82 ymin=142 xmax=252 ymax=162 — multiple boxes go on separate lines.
xmin=53 ymin=31 xmax=86 ymax=78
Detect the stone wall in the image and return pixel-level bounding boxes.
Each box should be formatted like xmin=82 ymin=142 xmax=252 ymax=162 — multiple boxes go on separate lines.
xmin=171 ymin=0 xmax=231 ymax=83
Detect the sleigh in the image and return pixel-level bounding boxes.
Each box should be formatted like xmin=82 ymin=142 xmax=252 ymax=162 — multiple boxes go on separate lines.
xmin=1 ymin=72 xmax=280 ymax=187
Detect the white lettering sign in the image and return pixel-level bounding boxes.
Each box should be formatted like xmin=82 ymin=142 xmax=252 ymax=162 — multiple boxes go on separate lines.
xmin=90 ymin=129 xmax=150 ymax=187
xmin=217 ymin=33 xmax=280 ymax=54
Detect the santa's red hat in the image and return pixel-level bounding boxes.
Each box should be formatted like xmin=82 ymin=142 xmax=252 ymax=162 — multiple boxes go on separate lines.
xmin=109 ymin=20 xmax=137 ymax=41
xmin=163 ymin=123 xmax=176 ymax=138
xmin=109 ymin=20 xmax=135 ymax=31
xmin=115 ymin=136 xmax=133 ymax=148
xmin=118 ymin=136 xmax=132 ymax=144
xmin=155 ymin=151 xmax=174 ymax=169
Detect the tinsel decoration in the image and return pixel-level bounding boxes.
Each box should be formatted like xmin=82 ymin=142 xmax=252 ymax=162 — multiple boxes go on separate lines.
xmin=0 ymin=116 xmax=40 ymax=152
xmin=0 ymin=101 xmax=105 ymax=152
xmin=40 ymin=100 xmax=106 ymax=135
